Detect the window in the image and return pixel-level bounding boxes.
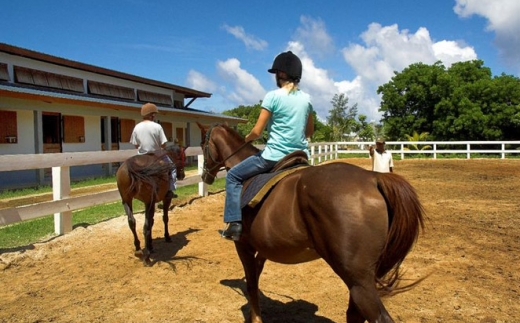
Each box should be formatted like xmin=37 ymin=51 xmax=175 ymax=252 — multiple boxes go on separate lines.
xmin=137 ymin=90 xmax=173 ymax=105
xmin=63 ymin=115 xmax=85 ymax=143
xmin=174 ymin=100 xmax=184 ymax=109
xmin=0 ymin=63 xmax=8 ymax=81
xmin=13 ymin=66 xmax=84 ymax=92
xmin=88 ymin=81 xmax=135 ymax=100
xmin=120 ymin=119 xmax=135 ymax=143
xmin=161 ymin=122 xmax=173 ymax=142
xmin=176 ymin=127 xmax=185 ymax=146
xmin=0 ymin=110 xmax=17 ymax=143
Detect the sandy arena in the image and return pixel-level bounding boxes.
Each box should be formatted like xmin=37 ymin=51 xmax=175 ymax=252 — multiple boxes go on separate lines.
xmin=0 ymin=158 xmax=519 ymax=323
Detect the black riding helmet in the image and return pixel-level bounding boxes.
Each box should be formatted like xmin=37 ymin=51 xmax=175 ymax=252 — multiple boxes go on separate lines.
xmin=268 ymin=51 xmax=302 ymax=82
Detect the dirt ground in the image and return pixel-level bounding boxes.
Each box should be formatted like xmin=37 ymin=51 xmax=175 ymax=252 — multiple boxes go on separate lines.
xmin=0 ymin=158 xmax=519 ymax=323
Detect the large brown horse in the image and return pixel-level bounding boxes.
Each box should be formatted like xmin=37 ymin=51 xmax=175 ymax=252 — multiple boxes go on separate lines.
xmin=116 ymin=143 xmax=185 ymax=265
xmin=198 ymin=123 xmax=425 ymax=323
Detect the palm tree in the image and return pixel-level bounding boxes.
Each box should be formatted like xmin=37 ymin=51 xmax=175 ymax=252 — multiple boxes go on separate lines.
xmin=404 ymin=131 xmax=432 ymax=151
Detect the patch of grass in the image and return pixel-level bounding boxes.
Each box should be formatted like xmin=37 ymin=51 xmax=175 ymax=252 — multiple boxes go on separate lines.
xmin=0 ymin=177 xmax=225 ymax=250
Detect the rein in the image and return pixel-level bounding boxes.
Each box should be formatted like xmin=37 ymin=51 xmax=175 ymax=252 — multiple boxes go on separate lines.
xmin=203 ymin=124 xmax=250 ymax=178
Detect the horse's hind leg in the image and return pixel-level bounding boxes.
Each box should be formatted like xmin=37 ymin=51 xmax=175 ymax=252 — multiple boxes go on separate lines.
xmin=140 ymin=202 xmax=155 ymax=266
xmin=123 ymin=201 xmax=141 ymax=252
xmin=162 ymin=193 xmax=173 ymax=242
xmin=346 ymin=281 xmax=393 ymax=323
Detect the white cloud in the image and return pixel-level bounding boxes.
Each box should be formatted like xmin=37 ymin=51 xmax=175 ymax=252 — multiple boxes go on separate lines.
xmin=339 ymin=23 xmax=477 ymax=121
xmin=294 ymin=16 xmax=334 ymax=57
xmin=216 ymin=58 xmax=266 ymax=105
xmin=285 ymin=42 xmax=339 ymax=119
xmin=186 ymin=70 xmax=217 ymax=93
xmin=432 ymin=40 xmax=479 ymax=66
xmin=454 ymin=0 xmax=520 ymax=73
xmin=222 ymin=24 xmax=268 ymax=51
xmin=204 ymin=20 xmax=481 ymax=123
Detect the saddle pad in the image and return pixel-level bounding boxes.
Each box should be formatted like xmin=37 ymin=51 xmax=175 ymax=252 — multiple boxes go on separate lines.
xmin=241 ymin=165 xmax=308 ymax=208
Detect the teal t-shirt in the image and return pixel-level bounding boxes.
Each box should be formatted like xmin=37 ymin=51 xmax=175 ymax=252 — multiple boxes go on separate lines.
xmin=260 ymin=88 xmax=313 ymax=161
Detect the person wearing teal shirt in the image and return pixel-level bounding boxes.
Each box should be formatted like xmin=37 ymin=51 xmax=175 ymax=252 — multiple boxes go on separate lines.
xmin=221 ymin=51 xmax=314 ymax=240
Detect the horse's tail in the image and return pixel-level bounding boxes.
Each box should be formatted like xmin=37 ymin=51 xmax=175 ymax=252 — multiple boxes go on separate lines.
xmin=374 ymin=172 xmax=426 ymax=296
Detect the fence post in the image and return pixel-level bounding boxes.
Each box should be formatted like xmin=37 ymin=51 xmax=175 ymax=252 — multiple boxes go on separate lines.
xmin=401 ymin=143 xmax=404 ymax=160
xmin=52 ymin=166 xmax=72 ymax=235
xmin=198 ymin=155 xmax=208 ymax=197
xmin=501 ymin=143 xmax=505 ymax=159
xmin=467 ymin=143 xmax=471 ymax=159
xmin=310 ymin=146 xmax=315 ymax=165
xmin=324 ymin=145 xmax=328 ymax=161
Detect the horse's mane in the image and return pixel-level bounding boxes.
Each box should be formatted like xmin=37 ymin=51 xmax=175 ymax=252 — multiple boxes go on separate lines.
xmin=218 ymin=123 xmax=245 ymax=142
xmin=216 ymin=123 xmax=260 ymax=155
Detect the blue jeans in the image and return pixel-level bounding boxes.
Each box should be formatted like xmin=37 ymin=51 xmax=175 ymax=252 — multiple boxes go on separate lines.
xmin=163 ymin=155 xmax=176 ymax=191
xmin=224 ymin=152 xmax=277 ymax=223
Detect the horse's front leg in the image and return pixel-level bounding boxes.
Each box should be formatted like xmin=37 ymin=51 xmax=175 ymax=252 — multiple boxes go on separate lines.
xmin=141 ymin=202 xmax=155 ymax=266
xmin=123 ymin=201 xmax=141 ymax=252
xmin=235 ymin=242 xmax=263 ymax=323
xmin=162 ymin=193 xmax=173 ymax=242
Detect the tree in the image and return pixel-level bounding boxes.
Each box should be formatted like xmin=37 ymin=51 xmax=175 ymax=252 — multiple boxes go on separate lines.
xmin=377 ymin=60 xmax=520 ymax=141
xmin=404 ymin=131 xmax=432 ymax=150
xmin=223 ymin=102 xmax=263 ymax=139
xmin=310 ymin=112 xmax=332 ymax=142
xmin=356 ymin=115 xmax=375 ymax=142
xmin=377 ymin=61 xmax=447 ymax=140
xmin=327 ymin=93 xmax=359 ymax=141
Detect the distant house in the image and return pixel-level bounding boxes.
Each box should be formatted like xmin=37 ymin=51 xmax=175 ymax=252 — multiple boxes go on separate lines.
xmin=0 ymin=43 xmax=245 ymax=190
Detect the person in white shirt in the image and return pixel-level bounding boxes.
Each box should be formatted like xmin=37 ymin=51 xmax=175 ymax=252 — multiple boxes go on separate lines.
xmin=130 ymin=102 xmax=177 ymax=197
xmin=369 ymin=138 xmax=394 ymax=173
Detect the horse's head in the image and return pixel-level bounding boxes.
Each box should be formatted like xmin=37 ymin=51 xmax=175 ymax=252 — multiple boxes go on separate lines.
xmin=165 ymin=143 xmax=186 ymax=180
xmin=198 ymin=123 xmax=224 ymax=185
xmin=197 ymin=122 xmax=260 ymax=185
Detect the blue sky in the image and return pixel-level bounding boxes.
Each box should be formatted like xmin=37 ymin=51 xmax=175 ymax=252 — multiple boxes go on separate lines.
xmin=2 ymin=0 xmax=519 ymax=122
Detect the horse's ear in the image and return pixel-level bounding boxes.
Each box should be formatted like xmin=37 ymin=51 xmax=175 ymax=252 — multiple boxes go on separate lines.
xmin=196 ymin=122 xmax=208 ymax=131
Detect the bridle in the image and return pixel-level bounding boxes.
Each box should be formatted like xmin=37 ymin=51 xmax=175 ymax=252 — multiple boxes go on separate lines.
xmin=202 ymin=124 xmax=249 ymax=181
xmin=165 ymin=144 xmax=185 ymax=174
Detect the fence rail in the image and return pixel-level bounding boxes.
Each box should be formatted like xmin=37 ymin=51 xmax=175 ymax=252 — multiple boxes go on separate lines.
xmin=1 ymin=141 xmax=519 ymax=235
xmin=332 ymin=141 xmax=520 ymax=160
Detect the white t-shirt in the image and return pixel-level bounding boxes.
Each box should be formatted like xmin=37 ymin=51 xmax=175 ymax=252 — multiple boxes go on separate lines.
xmin=372 ymin=150 xmax=394 ymax=173
xmin=130 ymin=120 xmax=167 ymax=155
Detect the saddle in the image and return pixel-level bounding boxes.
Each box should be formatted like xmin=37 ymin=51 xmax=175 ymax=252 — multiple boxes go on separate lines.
xmin=241 ymin=150 xmax=310 ymax=208
xmin=128 ymin=151 xmax=173 ymax=174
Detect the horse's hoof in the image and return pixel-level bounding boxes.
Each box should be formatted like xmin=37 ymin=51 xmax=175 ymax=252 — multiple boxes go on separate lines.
xmin=134 ymin=250 xmax=144 ymax=258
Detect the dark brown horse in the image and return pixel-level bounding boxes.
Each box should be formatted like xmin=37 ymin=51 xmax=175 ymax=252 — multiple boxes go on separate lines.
xmin=198 ymin=123 xmax=425 ymax=323
xmin=116 ymin=143 xmax=186 ymax=265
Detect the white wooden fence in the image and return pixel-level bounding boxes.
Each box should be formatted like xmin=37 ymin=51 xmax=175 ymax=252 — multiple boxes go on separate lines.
xmin=0 ymin=147 xmax=227 ymax=234
xmin=0 ymin=141 xmax=518 ymax=235
xmin=332 ymin=141 xmax=520 ymax=160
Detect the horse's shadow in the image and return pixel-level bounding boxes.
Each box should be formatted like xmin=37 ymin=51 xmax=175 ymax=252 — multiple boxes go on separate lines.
xmin=147 ymin=227 xmax=200 ymax=268
xmin=221 ymin=278 xmax=336 ymax=323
